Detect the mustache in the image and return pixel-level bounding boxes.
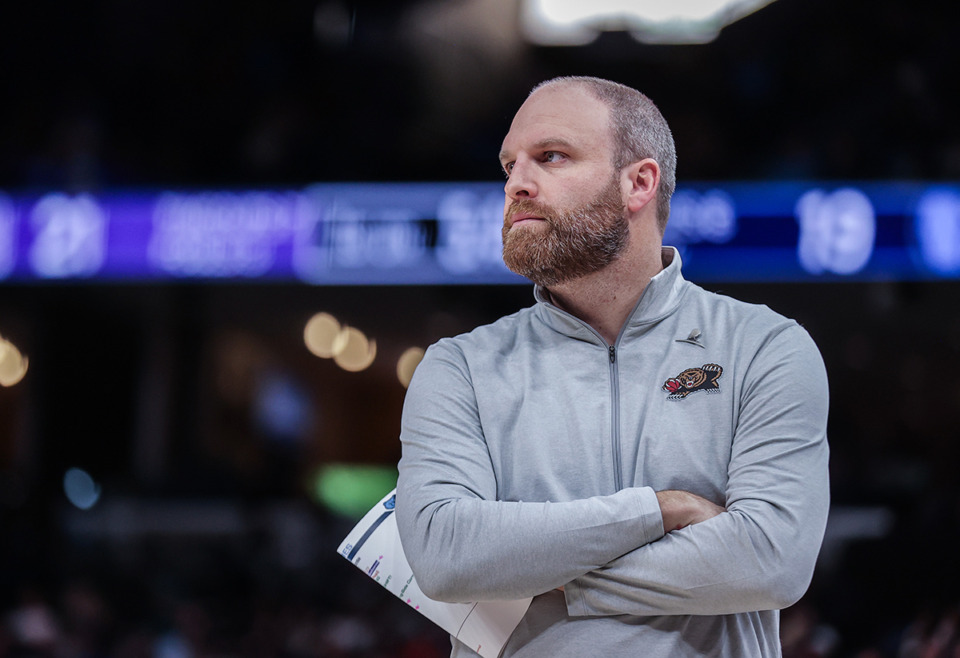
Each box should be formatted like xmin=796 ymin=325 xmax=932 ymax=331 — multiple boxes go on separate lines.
xmin=505 ymin=199 xmax=556 ymax=224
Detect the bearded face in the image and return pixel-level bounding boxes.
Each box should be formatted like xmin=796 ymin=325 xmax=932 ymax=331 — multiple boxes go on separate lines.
xmin=502 ymin=175 xmax=628 ymax=287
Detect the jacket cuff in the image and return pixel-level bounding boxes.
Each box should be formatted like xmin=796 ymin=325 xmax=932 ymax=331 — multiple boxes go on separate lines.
xmin=636 ymin=485 xmax=666 ymax=545
xmin=563 ymin=487 xmax=664 ymax=617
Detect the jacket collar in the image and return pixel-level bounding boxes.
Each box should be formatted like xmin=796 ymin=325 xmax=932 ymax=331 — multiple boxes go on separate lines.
xmin=532 ymin=247 xmax=688 ymax=344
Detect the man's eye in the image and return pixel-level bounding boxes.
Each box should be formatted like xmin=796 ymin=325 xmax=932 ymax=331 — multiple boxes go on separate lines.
xmin=503 ymin=163 xmax=514 ymax=176
xmin=543 ymin=151 xmax=564 ymax=163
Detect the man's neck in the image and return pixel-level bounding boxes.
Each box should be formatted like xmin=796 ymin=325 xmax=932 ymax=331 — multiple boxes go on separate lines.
xmin=546 ymin=245 xmax=666 ymax=345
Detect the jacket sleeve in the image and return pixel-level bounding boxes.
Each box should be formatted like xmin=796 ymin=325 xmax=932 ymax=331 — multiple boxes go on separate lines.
xmin=563 ymin=324 xmax=830 ymax=616
xmin=395 ymin=339 xmax=665 ymax=603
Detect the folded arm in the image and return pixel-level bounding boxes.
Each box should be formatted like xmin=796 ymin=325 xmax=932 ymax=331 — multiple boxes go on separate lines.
xmin=395 ymin=340 xmax=665 ymax=603
xmin=564 ymin=325 xmax=831 ymax=616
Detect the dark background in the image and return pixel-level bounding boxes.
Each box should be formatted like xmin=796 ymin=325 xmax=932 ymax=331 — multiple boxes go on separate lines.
xmin=3 ymin=0 xmax=959 ymax=190
xmin=1 ymin=1 xmax=959 ymax=656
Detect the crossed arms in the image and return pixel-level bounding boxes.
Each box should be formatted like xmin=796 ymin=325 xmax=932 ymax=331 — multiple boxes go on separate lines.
xmin=395 ymin=325 xmax=830 ymax=617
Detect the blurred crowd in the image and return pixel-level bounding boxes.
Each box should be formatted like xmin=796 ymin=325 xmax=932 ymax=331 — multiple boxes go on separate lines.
xmin=0 ymin=504 xmax=451 ymax=658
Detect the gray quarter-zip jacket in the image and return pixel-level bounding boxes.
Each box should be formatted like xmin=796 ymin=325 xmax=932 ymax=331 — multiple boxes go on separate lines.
xmin=396 ymin=247 xmax=830 ymax=657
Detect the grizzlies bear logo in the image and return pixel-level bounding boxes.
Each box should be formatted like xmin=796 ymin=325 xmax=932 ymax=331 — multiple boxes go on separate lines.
xmin=662 ymin=363 xmax=723 ymax=399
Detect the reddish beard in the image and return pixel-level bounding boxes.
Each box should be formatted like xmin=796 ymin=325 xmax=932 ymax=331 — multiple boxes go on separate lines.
xmin=502 ymin=177 xmax=628 ymax=287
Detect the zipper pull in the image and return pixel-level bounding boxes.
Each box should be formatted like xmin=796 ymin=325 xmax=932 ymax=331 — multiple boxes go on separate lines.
xmin=609 ymin=345 xmax=616 ymax=363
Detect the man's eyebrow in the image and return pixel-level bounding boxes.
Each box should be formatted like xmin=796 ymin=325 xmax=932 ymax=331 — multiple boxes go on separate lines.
xmin=499 ymin=137 xmax=575 ymax=164
xmin=533 ymin=137 xmax=575 ymax=151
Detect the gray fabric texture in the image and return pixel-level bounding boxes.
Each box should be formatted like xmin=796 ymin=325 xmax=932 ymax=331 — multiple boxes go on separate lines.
xmin=396 ymin=247 xmax=830 ymax=657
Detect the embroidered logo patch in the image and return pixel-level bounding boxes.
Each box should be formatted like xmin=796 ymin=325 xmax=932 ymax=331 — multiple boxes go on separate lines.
xmin=662 ymin=363 xmax=723 ymax=399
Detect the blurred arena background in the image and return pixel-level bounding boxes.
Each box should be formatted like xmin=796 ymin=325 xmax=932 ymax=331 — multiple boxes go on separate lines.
xmin=1 ymin=0 xmax=959 ymax=656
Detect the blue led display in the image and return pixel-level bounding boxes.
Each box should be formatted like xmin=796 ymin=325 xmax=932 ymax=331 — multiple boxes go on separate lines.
xmin=1 ymin=182 xmax=958 ymax=284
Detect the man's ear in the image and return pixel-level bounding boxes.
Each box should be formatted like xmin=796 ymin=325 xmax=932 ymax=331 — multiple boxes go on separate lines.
xmin=624 ymin=158 xmax=660 ymax=214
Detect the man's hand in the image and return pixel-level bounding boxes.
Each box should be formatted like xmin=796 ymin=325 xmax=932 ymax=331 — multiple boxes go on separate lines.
xmin=656 ymin=490 xmax=725 ymax=533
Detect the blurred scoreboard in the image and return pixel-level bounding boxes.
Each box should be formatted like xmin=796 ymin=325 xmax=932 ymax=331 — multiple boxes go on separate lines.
xmin=1 ymin=181 xmax=959 ymax=284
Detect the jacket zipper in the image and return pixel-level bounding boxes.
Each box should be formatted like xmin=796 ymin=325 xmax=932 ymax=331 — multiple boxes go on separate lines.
xmin=608 ymin=344 xmax=623 ymax=491
xmin=537 ymin=300 xmax=626 ymax=493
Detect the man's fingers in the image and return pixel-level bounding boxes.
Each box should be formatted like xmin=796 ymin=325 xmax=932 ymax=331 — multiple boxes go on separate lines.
xmin=656 ymin=489 xmax=726 ymax=532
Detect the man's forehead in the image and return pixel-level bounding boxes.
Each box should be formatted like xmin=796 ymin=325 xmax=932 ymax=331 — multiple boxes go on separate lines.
xmin=501 ymin=83 xmax=611 ymax=157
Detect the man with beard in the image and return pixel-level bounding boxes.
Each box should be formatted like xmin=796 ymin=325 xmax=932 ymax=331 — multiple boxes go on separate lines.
xmin=395 ymin=77 xmax=830 ymax=657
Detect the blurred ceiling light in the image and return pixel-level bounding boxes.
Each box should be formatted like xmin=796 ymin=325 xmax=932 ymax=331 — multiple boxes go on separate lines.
xmin=314 ymin=1 xmax=354 ymax=48
xmin=304 ymin=312 xmax=342 ymax=358
xmin=333 ymin=327 xmax=377 ymax=372
xmin=0 ymin=336 xmax=28 ymax=387
xmin=63 ymin=467 xmax=101 ymax=510
xmin=396 ymin=347 xmax=425 ymax=388
xmin=521 ymin=0 xmax=778 ymax=45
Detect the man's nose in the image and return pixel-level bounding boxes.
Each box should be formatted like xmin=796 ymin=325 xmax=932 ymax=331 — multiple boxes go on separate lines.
xmin=504 ymin=158 xmax=537 ymax=199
